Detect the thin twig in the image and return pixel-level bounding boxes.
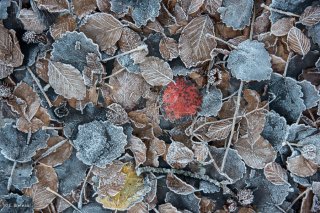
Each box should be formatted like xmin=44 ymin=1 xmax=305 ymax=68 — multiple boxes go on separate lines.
xmin=101 ymin=45 xmax=148 ymax=62
xmin=7 ymin=160 xmax=17 ymax=191
xmin=78 ymin=166 xmax=93 ymax=209
xmin=42 ymin=126 xmax=64 ymax=130
xmin=261 ymin=3 xmax=300 ymax=17
xmin=249 ymin=5 xmax=256 ymax=40
xmin=26 ymin=67 xmax=53 ymax=107
xmin=283 ymin=52 xmax=293 ymax=77
xmin=102 ymin=68 xmax=125 ymax=80
xmin=220 ymin=81 xmax=244 ymax=172
xmin=46 ymin=187 xmax=83 ymax=213
xmin=26 ymin=129 xmax=32 ymax=145
xmin=222 ymin=90 xmax=239 ymax=101
xmin=206 ymin=34 xmax=238 ymax=49
xmin=35 ymin=139 xmax=69 ymax=163
xmin=286 ymin=188 xmax=311 ymax=212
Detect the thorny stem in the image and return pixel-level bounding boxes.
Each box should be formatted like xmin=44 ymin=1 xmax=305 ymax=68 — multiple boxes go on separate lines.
xmin=35 ymin=139 xmax=69 ymax=163
xmin=137 ymin=166 xmax=221 ymax=187
xmin=78 ymin=165 xmax=93 ymax=209
xmin=220 ymin=81 xmax=244 ymax=172
xmin=206 ymin=34 xmax=238 ymax=49
xmin=26 ymin=67 xmax=53 ymax=107
xmin=101 ymin=45 xmax=148 ymax=62
xmin=286 ymin=188 xmax=311 ymax=212
xmin=7 ymin=160 xmax=17 ymax=191
xmin=45 ymin=187 xmax=83 ymax=213
xmin=261 ymin=3 xmax=300 ymax=17
xmin=283 ymin=52 xmax=293 ymax=77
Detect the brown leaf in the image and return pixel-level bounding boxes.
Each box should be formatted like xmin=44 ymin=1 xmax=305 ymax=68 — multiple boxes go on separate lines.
xmin=48 ymin=61 xmax=86 ymax=100
xmin=35 ymin=0 xmax=68 ymax=13
xmin=166 ymin=141 xmax=194 ymax=169
xmin=145 ymin=137 xmax=166 ymax=167
xmin=243 ymin=89 xmax=261 ymax=112
xmin=204 ymin=0 xmax=222 ymax=15
xmin=118 ymin=28 xmax=142 ymax=52
xmin=128 ymin=202 xmax=148 ymax=213
xmin=140 ymin=56 xmax=174 ymax=86
xmin=241 ymin=112 xmax=266 ymax=142
xmin=0 ymin=63 xmax=13 ymax=79
xmin=192 ymin=143 xmax=209 ymax=162
xmin=50 ymin=14 xmax=77 ymax=40
xmin=179 ymin=15 xmax=217 ymax=68
xmin=264 ymin=162 xmax=289 ymax=185
xmin=106 ymin=103 xmax=129 ymax=125
xmin=34 ymin=136 xmax=73 ymax=167
xmin=109 ymin=70 xmax=150 ymax=110
xmin=159 ymin=37 xmax=179 ymax=61
xmin=80 ymin=13 xmax=123 ymax=51
xmin=159 ymin=203 xmax=180 ymax=213
xmin=7 ymin=82 xmax=40 ymax=121
xmin=18 ymin=9 xmax=46 ymax=33
xmin=16 ymin=107 xmax=50 ymax=133
xmin=287 ymin=27 xmax=311 ymax=56
xmin=24 ymin=164 xmax=58 ymax=210
xmin=234 ymin=136 xmax=277 ymax=169
xmin=298 ymin=6 xmax=320 ymax=26
xmin=187 ymin=0 xmax=205 ymax=14
xmin=96 ymin=0 xmax=110 ymax=12
xmin=35 ymin=58 xmax=49 ymax=83
xmin=205 ymin=120 xmax=233 ymax=140
xmin=166 ymin=173 xmax=195 ymax=195
xmin=287 ymin=155 xmax=318 ymax=177
xmin=271 ymin=17 xmax=295 ymax=37
xmin=271 ymin=54 xmax=286 ymax=73
xmin=73 ymin=0 xmax=97 ymax=18
xmin=128 ymin=135 xmax=147 ymax=168
xmin=200 ymin=197 xmax=216 ymax=213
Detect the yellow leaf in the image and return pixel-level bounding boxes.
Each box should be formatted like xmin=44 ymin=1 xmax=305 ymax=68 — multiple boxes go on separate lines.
xmin=96 ymin=163 xmax=150 ymax=211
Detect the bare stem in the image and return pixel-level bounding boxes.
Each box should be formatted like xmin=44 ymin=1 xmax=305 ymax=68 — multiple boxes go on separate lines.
xmin=283 ymin=52 xmax=293 ymax=77
xmin=27 ymin=67 xmax=53 ymax=107
xmin=78 ymin=166 xmax=93 ymax=209
xmin=42 ymin=126 xmax=64 ymax=130
xmin=46 ymin=187 xmax=83 ymax=213
xmin=206 ymin=34 xmax=238 ymax=49
xmin=220 ymin=81 xmax=244 ymax=172
xmin=286 ymin=188 xmax=311 ymax=212
xmin=102 ymin=45 xmax=148 ymax=62
xmin=7 ymin=160 xmax=17 ymax=191
xmin=261 ymin=3 xmax=300 ymax=17
xmin=35 ymin=139 xmax=69 ymax=163
xmin=102 ymin=68 xmax=125 ymax=80
xmin=249 ymin=6 xmax=256 ymax=40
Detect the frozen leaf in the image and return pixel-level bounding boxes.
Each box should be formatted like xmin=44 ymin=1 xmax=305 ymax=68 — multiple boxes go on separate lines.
xmin=128 ymin=136 xmax=147 ymax=168
xmin=0 ymin=194 xmax=33 ymax=213
xmin=0 ymin=0 xmax=11 ymax=19
xmin=128 ymin=202 xmax=148 ymax=213
xmin=268 ymin=73 xmax=306 ymax=123
xmin=287 ymin=27 xmax=311 ymax=56
xmin=187 ymin=0 xmax=205 ymax=14
xmin=298 ymin=6 xmax=320 ymax=26
xmin=0 ymin=64 xmax=13 ymax=79
xmin=205 ymin=0 xmax=222 ymax=15
xmin=218 ymin=0 xmax=253 ymax=30
xmin=179 ymin=15 xmax=216 ymax=68
xmin=140 ymin=57 xmax=174 ymax=86
xmin=287 ymin=123 xmax=317 ymax=143
xmin=51 ymin=31 xmax=101 ymax=71
xmin=106 ymin=103 xmax=129 ymax=125
xmin=205 ymin=120 xmax=233 ymax=140
xmin=261 ymin=111 xmax=288 ymax=152
xmin=117 ymin=54 xmax=142 ymax=73
xmin=109 ymin=71 xmax=150 ymax=110
xmin=166 ymin=141 xmax=194 ymax=169
xmin=297 ymin=133 xmax=320 ymax=165
xmin=192 ymin=143 xmax=209 ymax=162
xmin=298 ymin=80 xmax=320 ymax=109
xmin=73 ymin=0 xmax=97 ymax=18
xmin=118 ymin=28 xmax=142 ymax=52
xmin=110 ymin=0 xmax=161 ymax=27
xmin=308 ymin=22 xmax=320 ymax=45
xmin=271 ymin=17 xmax=295 ymax=36
xmin=158 ymin=203 xmax=180 ymax=213
xmin=80 ymin=13 xmax=123 ymax=51
xmin=199 ymin=87 xmax=222 ymax=117
xmin=35 ymin=0 xmax=68 ymax=13
xmin=234 ymin=136 xmax=277 ymax=169
xmin=7 ymin=82 xmax=40 ymax=121
xmin=34 ymin=136 xmax=73 ymax=167
xmin=50 ymin=14 xmax=76 ymax=40
xmin=166 ymin=173 xmax=195 ymax=195
xmin=18 ymin=9 xmax=46 ymax=33
xmin=55 ymin=151 xmax=88 ymax=195
xmin=159 ymin=37 xmax=179 ymax=61
xmin=96 ymin=164 xmax=151 ymax=211
xmin=227 ymin=40 xmax=272 ymax=82
xmin=145 ymin=137 xmax=166 ymax=167
xmin=48 ymin=61 xmax=86 ymax=100
xmin=264 ymin=162 xmax=289 ymax=185
xmin=161 ymin=77 xmax=202 ymax=121
xmin=165 ymin=192 xmax=200 ymax=213
xmin=206 ymin=146 xmax=246 ymax=184
xmin=199 ymin=181 xmax=220 ymax=194
xmin=0 ymin=124 xmax=49 ymax=162
xmin=73 ymin=120 xmax=127 ymax=168
xmin=241 ymin=112 xmax=266 ymax=142
xmin=24 ymin=164 xmax=58 ymax=210
xmin=287 ymin=153 xmax=317 ymax=177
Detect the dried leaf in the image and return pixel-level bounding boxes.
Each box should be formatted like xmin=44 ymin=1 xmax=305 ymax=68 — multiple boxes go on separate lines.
xmin=165 ymin=192 xmax=200 ymax=213
xmin=192 ymin=143 xmax=209 ymax=162
xmin=287 ymin=154 xmax=318 ymax=177
xmin=205 ymin=120 xmax=233 ymax=140
xmin=264 ymin=162 xmax=289 ymax=185
xmin=298 ymin=6 xmax=320 ymax=26
xmin=80 ymin=13 xmax=123 ymax=51
xmin=188 ymin=0 xmax=205 ymax=14
xmin=159 ymin=203 xmax=180 ymax=213
xmin=166 ymin=141 xmax=194 ymax=169
xmin=128 ymin=136 xmax=147 ymax=168
xmin=24 ymin=164 xmax=58 ymax=210
xmin=106 ymin=103 xmax=129 ymax=125
xmin=199 ymin=87 xmax=222 ymax=117
xmin=118 ymin=28 xmax=142 ymax=52
xmin=48 ymin=61 xmax=86 ymax=100
xmin=271 ymin=17 xmax=295 ymax=36
xmin=18 ymin=9 xmax=46 ymax=33
xmin=140 ymin=56 xmax=174 ymax=86
xmin=73 ymin=0 xmax=97 ymax=19
xmin=50 ymin=14 xmax=76 ymax=40
xmin=287 ymin=27 xmax=311 ymax=56
xmin=159 ymin=37 xmax=179 ymax=61
xmin=35 ymin=0 xmax=68 ymax=13
xmin=179 ymin=15 xmax=217 ymax=68
xmin=166 ymin=173 xmax=195 ymax=195
xmin=205 ymin=0 xmax=222 ymax=15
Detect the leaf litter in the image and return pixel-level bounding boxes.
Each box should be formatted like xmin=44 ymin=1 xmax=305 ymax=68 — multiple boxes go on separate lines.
xmin=0 ymin=0 xmax=320 ymax=212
